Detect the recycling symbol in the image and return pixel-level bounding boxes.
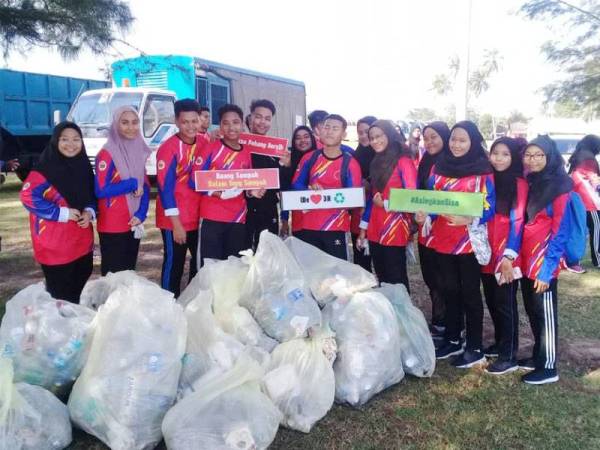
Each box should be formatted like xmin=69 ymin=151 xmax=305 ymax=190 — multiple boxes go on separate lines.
xmin=334 ymin=192 xmax=345 ymax=204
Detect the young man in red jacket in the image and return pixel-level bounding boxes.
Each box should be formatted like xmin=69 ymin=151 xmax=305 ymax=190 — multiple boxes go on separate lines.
xmin=156 ymin=99 xmax=204 ymax=297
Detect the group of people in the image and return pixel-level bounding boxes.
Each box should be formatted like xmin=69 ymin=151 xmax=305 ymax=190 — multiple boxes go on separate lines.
xmin=18 ymin=97 xmax=600 ymax=386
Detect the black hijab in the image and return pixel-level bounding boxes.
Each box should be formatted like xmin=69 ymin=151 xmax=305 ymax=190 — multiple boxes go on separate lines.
xmin=35 ymin=121 xmax=96 ymax=211
xmin=354 ymin=115 xmax=378 ymax=180
xmin=435 ymin=120 xmax=492 ymax=178
xmin=369 ymin=120 xmax=412 ymax=192
xmin=526 ymin=135 xmax=573 ymax=221
xmin=490 ymin=137 xmax=525 ymax=216
xmin=568 ymin=134 xmax=600 ymax=174
xmin=418 ymin=121 xmax=450 ymax=189
xmin=290 ymin=125 xmax=317 ymax=172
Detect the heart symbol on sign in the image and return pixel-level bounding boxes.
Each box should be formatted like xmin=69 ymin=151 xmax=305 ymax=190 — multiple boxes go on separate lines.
xmin=310 ymin=194 xmax=322 ymax=204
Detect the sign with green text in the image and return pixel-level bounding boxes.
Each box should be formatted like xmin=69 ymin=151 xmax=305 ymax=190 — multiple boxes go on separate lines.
xmin=388 ymin=189 xmax=484 ymax=217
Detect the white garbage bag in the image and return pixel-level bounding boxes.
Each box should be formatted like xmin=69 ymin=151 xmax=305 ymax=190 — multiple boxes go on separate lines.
xmin=178 ymin=293 xmax=245 ymax=398
xmin=284 ymin=236 xmax=377 ymax=305
xmin=162 ymin=355 xmax=282 ymax=450
xmin=0 ymin=283 xmax=95 ymax=395
xmin=68 ymin=282 xmax=187 ymax=450
xmin=240 ymin=231 xmax=321 ymax=342
xmin=0 ymin=357 xmax=72 ymax=450
xmin=80 ymin=270 xmax=157 ymax=310
xmin=263 ymin=328 xmax=337 ymax=433
xmin=181 ymin=256 xmax=277 ymax=354
xmin=324 ymin=291 xmax=404 ymax=406
xmin=376 ymin=283 xmax=436 ymax=377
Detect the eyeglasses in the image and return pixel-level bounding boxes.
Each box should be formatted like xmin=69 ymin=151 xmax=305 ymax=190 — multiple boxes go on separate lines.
xmin=523 ymin=153 xmax=546 ymax=161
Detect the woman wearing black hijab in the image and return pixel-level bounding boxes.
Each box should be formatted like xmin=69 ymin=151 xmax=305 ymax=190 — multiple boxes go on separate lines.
xmin=351 ymin=115 xmax=377 ymax=272
xmin=568 ymin=134 xmax=600 ymax=268
xmin=417 ymin=120 xmax=495 ymax=369
xmin=416 ymin=121 xmax=450 ymax=337
xmin=519 ymin=135 xmax=573 ymax=385
xmin=20 ymin=122 xmax=96 ymax=302
xmin=280 ymin=125 xmax=318 ymax=238
xmin=480 ymin=137 xmax=528 ymax=375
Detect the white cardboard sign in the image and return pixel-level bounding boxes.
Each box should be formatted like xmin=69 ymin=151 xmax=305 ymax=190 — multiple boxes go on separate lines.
xmin=281 ymin=188 xmax=365 ymax=211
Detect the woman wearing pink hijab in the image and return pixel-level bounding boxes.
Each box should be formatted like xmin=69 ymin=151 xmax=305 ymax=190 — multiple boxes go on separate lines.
xmin=95 ymin=106 xmax=151 ymax=275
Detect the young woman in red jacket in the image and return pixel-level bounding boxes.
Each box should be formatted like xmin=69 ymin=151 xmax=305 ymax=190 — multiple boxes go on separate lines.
xmin=480 ymin=137 xmax=528 ymax=375
xmin=20 ymin=122 xmax=96 ymax=303
xmin=568 ymin=135 xmax=600 ymax=268
xmin=418 ymin=121 xmax=496 ymax=369
xmin=417 ymin=121 xmax=451 ymax=338
xmin=95 ymin=106 xmax=151 ymax=275
xmin=358 ymin=120 xmax=416 ymax=289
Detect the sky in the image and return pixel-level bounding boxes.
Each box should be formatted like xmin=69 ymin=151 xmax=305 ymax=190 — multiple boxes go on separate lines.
xmin=3 ymin=0 xmax=562 ymax=121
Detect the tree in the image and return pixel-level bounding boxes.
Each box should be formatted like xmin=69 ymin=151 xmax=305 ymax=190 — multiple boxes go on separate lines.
xmin=407 ymin=107 xmax=439 ymax=123
xmin=507 ymin=110 xmax=530 ymax=124
xmin=0 ymin=0 xmax=134 ymax=59
xmin=520 ymin=0 xmax=600 ymax=117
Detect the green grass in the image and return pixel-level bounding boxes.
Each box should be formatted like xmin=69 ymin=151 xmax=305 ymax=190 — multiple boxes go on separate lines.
xmin=1 ymin=173 xmax=599 ymax=450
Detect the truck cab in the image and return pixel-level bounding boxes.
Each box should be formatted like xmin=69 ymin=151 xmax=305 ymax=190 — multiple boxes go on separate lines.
xmin=66 ymin=87 xmax=177 ymax=176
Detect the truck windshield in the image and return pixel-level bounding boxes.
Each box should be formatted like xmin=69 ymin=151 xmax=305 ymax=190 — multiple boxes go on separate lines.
xmin=68 ymin=92 xmax=143 ymax=137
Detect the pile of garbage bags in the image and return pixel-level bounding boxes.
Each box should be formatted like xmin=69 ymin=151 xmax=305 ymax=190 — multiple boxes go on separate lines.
xmin=0 ymin=230 xmax=436 ymax=449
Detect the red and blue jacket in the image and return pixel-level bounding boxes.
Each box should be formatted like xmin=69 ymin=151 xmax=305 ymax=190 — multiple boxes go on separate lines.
xmin=571 ymin=164 xmax=600 ymax=211
xmin=20 ymin=171 xmax=95 ymax=265
xmin=292 ymin=150 xmax=362 ymax=232
xmin=520 ymin=192 xmax=570 ymax=283
xmin=360 ymin=156 xmax=417 ymax=246
xmin=198 ymin=140 xmax=253 ymax=224
xmin=156 ymin=134 xmax=203 ymax=231
xmin=417 ymin=163 xmax=435 ymax=247
xmin=425 ymin=172 xmax=495 ymax=255
xmin=95 ymin=149 xmax=150 ymax=233
xmin=482 ymin=178 xmax=528 ymax=275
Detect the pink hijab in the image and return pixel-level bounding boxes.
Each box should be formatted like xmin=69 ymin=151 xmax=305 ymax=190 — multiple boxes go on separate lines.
xmin=104 ymin=106 xmax=151 ymax=216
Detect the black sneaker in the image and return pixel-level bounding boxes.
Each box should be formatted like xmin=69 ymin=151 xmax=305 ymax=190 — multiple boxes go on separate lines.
xmin=429 ymin=324 xmax=445 ymax=338
xmin=522 ymin=368 xmax=559 ymax=385
xmin=485 ymin=359 xmax=518 ymax=375
xmin=435 ymin=341 xmax=464 ymax=360
xmin=517 ymin=357 xmax=536 ymax=371
xmin=483 ymin=344 xmax=499 ymax=358
xmin=451 ymin=349 xmax=486 ymax=368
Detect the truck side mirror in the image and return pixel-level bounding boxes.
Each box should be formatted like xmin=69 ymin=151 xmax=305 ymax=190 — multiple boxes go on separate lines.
xmin=53 ymin=110 xmax=62 ymax=125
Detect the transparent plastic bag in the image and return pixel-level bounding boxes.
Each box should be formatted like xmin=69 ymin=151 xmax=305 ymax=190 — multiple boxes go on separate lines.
xmin=263 ymin=328 xmax=336 ymax=433
xmin=284 ymin=236 xmax=377 ymax=305
xmin=0 ymin=358 xmax=72 ymax=450
xmin=68 ymin=281 xmax=187 ymax=450
xmin=240 ymin=231 xmax=321 ymax=342
xmin=375 ymin=283 xmax=436 ymax=377
xmin=0 ymin=283 xmax=95 ymax=396
xmin=80 ymin=270 xmax=158 ymax=311
xmin=181 ymin=256 xmax=277 ymax=354
xmin=162 ymin=355 xmax=282 ymax=450
xmin=324 ymin=291 xmax=404 ymax=406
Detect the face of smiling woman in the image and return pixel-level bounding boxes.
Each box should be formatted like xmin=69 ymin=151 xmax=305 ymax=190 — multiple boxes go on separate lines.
xmin=57 ymin=127 xmax=83 ymax=158
xmin=369 ymin=127 xmax=389 ymax=153
xmin=449 ymin=127 xmax=471 ymax=157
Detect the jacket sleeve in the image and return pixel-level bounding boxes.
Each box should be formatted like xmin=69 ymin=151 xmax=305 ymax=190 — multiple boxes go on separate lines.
xmin=134 ymin=176 xmax=151 ymax=222
xmin=156 ymin=143 xmax=179 ymax=215
xmin=346 ymin=157 xmax=363 ymax=188
xmin=503 ymin=180 xmax=527 ymax=258
xmin=291 ymin=153 xmax=312 ymax=190
xmin=94 ymin=149 xmax=138 ymax=199
xmin=538 ymin=193 xmax=571 ymax=283
xmin=360 ymin=193 xmax=373 ymax=229
xmin=20 ymin=171 xmax=64 ymax=222
xmin=480 ymin=174 xmax=496 ymax=225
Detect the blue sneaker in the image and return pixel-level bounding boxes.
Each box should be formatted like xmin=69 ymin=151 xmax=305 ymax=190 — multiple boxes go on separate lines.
xmin=522 ymin=368 xmax=559 ymax=385
xmin=435 ymin=341 xmax=464 ymax=360
xmin=485 ymin=359 xmax=518 ymax=375
xmin=451 ymin=349 xmax=486 ymax=369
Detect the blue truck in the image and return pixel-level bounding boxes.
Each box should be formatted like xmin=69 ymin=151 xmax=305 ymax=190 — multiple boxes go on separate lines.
xmin=0 ymin=68 xmax=110 ymax=178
